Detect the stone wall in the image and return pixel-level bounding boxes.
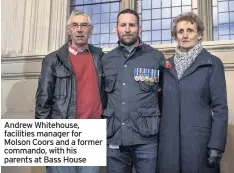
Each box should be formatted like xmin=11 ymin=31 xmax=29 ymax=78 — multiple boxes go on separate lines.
xmin=1 ymin=0 xmax=234 ymax=173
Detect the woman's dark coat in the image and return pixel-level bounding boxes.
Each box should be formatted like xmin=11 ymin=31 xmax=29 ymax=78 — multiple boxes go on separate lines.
xmin=158 ymin=49 xmax=228 ymax=173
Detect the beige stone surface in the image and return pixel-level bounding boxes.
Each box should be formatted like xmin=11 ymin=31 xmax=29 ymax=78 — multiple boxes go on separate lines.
xmin=1 ymin=79 xmax=38 ymax=118
xmin=1 ymin=0 xmax=68 ymax=55
xmin=1 ymin=166 xmax=31 ymax=173
xmin=1 ymin=0 xmax=233 ymax=172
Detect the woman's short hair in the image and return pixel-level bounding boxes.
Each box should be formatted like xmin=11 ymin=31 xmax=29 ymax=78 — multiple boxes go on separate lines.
xmin=171 ymin=12 xmax=204 ymax=39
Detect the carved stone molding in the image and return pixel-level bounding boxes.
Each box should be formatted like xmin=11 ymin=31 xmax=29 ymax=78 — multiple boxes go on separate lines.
xmin=2 ymin=40 xmax=234 ymax=80
xmin=1 ymin=73 xmax=40 ymax=80
xmin=1 ymin=54 xmax=44 ymax=80
xmin=1 ymin=54 xmax=45 ymax=63
xmin=152 ymin=40 xmax=234 ymax=53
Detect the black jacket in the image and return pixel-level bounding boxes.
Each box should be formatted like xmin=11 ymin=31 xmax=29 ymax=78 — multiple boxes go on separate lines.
xmin=102 ymin=43 xmax=165 ymax=145
xmin=35 ymin=43 xmax=105 ymax=119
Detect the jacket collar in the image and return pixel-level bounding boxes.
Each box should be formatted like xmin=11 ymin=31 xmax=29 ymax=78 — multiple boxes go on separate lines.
xmin=56 ymin=42 xmax=103 ymax=73
xmin=57 ymin=42 xmax=102 ymax=59
xmin=88 ymin=43 xmax=103 ymax=56
xmin=117 ymin=38 xmax=145 ymax=51
xmin=164 ymin=49 xmax=213 ymax=80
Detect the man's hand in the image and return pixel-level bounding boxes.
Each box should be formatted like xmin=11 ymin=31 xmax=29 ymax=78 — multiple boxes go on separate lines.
xmin=207 ymin=148 xmax=222 ymax=168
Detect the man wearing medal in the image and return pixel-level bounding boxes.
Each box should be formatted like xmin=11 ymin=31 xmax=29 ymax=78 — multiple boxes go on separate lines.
xmin=102 ymin=9 xmax=165 ymax=173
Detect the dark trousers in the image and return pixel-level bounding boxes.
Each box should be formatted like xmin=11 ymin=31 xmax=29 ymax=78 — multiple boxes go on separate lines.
xmin=46 ymin=166 xmax=99 ymax=173
xmin=107 ymin=142 xmax=158 ymax=173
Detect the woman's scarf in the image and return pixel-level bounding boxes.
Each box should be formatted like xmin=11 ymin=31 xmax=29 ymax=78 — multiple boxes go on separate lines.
xmin=174 ymin=43 xmax=203 ymax=79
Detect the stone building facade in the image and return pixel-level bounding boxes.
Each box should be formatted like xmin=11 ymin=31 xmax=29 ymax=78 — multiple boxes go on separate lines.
xmin=1 ymin=0 xmax=234 ymax=173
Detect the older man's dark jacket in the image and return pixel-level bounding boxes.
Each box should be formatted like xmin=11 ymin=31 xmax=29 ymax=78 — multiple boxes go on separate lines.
xmin=35 ymin=43 xmax=105 ymax=119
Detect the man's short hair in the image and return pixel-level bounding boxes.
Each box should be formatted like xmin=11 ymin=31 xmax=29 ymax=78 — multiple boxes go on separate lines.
xmin=67 ymin=10 xmax=91 ymax=26
xmin=117 ymin=9 xmax=140 ymax=26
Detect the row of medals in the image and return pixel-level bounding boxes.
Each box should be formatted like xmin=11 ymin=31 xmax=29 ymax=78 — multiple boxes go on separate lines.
xmin=134 ymin=75 xmax=159 ymax=83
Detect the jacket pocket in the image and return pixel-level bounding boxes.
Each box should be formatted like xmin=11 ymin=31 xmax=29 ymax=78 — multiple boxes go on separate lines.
xmin=104 ymin=70 xmax=118 ymax=92
xmin=137 ymin=107 xmax=160 ymax=137
xmin=52 ymin=68 xmax=72 ymax=78
xmin=192 ymin=126 xmax=211 ymax=136
xmin=138 ymin=81 xmax=157 ymax=92
xmin=52 ymin=68 xmax=72 ymax=96
xmin=102 ymin=108 xmax=118 ymax=138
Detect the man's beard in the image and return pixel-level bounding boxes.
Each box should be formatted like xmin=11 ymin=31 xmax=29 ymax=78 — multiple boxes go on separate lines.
xmin=117 ymin=31 xmax=139 ymax=46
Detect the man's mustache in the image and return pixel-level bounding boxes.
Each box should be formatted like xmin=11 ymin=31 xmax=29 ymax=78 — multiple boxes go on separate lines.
xmin=123 ymin=34 xmax=133 ymax=37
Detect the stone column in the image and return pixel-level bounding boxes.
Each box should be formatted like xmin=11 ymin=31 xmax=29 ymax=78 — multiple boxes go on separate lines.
xmin=1 ymin=0 xmax=69 ymax=55
xmin=198 ymin=0 xmax=213 ymax=41
xmin=48 ymin=0 xmax=70 ymax=51
xmin=121 ymin=0 xmax=135 ymax=10
xmin=1 ymin=0 xmax=27 ymax=54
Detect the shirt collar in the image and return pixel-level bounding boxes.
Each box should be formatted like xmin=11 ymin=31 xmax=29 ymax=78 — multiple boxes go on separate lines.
xmin=68 ymin=42 xmax=90 ymax=55
xmin=119 ymin=38 xmax=143 ymax=53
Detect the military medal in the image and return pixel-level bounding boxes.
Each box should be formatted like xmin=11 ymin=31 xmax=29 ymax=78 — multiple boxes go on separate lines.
xmin=139 ymin=68 xmax=145 ymax=81
xmin=134 ymin=68 xmax=140 ymax=81
xmin=149 ymin=69 xmax=155 ymax=83
xmin=135 ymin=76 xmax=140 ymax=81
xmin=154 ymin=70 xmax=159 ymax=83
xmin=144 ymin=68 xmax=150 ymax=82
